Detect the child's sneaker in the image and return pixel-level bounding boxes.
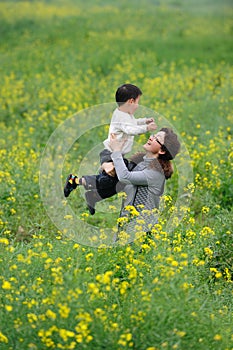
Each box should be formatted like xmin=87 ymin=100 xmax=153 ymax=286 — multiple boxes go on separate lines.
xmin=64 ymin=174 xmax=79 ymax=197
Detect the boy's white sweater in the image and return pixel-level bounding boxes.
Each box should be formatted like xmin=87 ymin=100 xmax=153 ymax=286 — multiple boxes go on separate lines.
xmin=103 ymin=108 xmax=148 ymax=155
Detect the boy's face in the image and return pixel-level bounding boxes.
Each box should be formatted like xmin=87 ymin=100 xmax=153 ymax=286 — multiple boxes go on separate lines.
xmin=128 ymin=95 xmax=140 ymax=114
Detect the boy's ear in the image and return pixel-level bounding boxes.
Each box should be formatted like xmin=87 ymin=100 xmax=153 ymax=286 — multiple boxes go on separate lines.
xmin=128 ymin=98 xmax=135 ymax=104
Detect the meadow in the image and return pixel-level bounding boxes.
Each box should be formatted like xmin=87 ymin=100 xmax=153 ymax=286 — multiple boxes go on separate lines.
xmin=0 ymin=0 xmax=233 ymax=349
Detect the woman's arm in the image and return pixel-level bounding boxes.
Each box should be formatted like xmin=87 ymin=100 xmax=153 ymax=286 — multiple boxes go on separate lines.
xmin=109 ymin=133 xmax=150 ymax=185
xmin=111 ymin=151 xmax=148 ymax=185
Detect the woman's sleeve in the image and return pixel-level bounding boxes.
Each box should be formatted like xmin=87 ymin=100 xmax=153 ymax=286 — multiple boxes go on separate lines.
xmin=111 ymin=151 xmax=148 ymax=185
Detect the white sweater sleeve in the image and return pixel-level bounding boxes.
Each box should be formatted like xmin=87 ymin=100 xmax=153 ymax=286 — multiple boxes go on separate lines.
xmin=112 ymin=117 xmax=147 ymax=136
xmin=110 ymin=112 xmax=147 ymax=136
xmin=136 ymin=117 xmax=147 ymax=125
xmin=118 ymin=123 xmax=147 ymax=136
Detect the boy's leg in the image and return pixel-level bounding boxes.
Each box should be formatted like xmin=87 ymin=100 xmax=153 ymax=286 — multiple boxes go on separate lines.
xmin=84 ymin=190 xmax=102 ymax=215
xmin=83 ymin=162 xmax=131 ymax=214
xmin=64 ymin=173 xmax=97 ymax=198
xmin=64 ymin=172 xmax=114 ymax=214
xmin=84 ymin=183 xmax=119 ymax=215
xmin=96 ymin=171 xmax=118 ymax=190
xmin=83 ymin=173 xmax=118 ymax=215
xmin=64 ymin=162 xmax=129 ymax=212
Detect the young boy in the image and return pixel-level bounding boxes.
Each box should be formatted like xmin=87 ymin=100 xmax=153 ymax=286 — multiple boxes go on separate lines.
xmin=64 ymin=83 xmax=157 ymax=214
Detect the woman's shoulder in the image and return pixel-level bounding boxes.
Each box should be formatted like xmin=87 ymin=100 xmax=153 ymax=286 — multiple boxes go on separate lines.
xmin=129 ymin=152 xmax=145 ymax=164
xmin=148 ymin=159 xmax=173 ymax=179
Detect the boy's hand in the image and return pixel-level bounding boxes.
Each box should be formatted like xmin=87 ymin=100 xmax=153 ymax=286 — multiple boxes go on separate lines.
xmin=146 ymin=117 xmax=154 ymax=124
xmin=101 ymin=162 xmax=116 ymax=177
xmin=147 ymin=122 xmax=157 ymax=131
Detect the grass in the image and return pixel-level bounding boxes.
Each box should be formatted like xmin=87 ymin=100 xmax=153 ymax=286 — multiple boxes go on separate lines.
xmin=0 ymin=0 xmax=233 ymax=349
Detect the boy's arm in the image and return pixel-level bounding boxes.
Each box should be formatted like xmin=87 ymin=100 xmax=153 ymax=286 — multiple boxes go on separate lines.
xmin=136 ymin=117 xmax=147 ymax=125
xmin=117 ymin=122 xmax=154 ymax=136
xmin=116 ymin=120 xmax=157 ymax=136
xmin=115 ymin=120 xmax=147 ymax=136
xmin=136 ymin=117 xmax=154 ymax=125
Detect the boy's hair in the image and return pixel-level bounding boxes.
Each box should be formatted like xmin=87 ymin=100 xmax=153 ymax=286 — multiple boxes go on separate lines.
xmin=159 ymin=127 xmax=180 ymax=161
xmin=115 ymin=84 xmax=142 ymax=106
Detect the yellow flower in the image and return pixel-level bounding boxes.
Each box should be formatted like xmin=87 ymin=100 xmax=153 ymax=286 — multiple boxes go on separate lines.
xmin=176 ymin=330 xmax=186 ymax=337
xmin=10 ymin=208 xmax=16 ymax=215
xmin=5 ymin=305 xmax=13 ymax=312
xmin=59 ymin=329 xmax=75 ymax=342
xmin=215 ymin=272 xmax=222 ymax=278
xmin=213 ymin=334 xmax=222 ymax=341
xmin=125 ymin=205 xmax=139 ymax=216
xmin=0 ymin=331 xmax=8 ymax=343
xmin=45 ymin=309 xmax=56 ymax=320
xmin=110 ymin=322 xmax=118 ymax=330
xmin=120 ymin=281 xmax=129 ymax=295
xmin=125 ymin=333 xmax=132 ymax=341
xmin=117 ymin=216 xmax=129 ymax=226
xmin=73 ymin=243 xmax=80 ymax=249
xmin=201 ymin=206 xmax=210 ymax=214
xmin=87 ymin=283 xmax=99 ymax=296
xmin=200 ymin=226 xmax=215 ymax=236
xmin=0 ymin=238 xmax=9 ymax=245
xmin=118 ymin=332 xmax=133 ymax=346
xmin=204 ymin=247 xmax=213 ymax=258
xmin=2 ymin=280 xmax=12 ymax=290
xmin=58 ymin=303 xmax=70 ymax=318
xmin=85 ymin=267 xmax=92 ymax=272
xmin=85 ymin=253 xmax=94 ymax=261
xmin=64 ymin=214 xmax=73 ymax=220
xmin=27 ymin=313 xmax=38 ymax=323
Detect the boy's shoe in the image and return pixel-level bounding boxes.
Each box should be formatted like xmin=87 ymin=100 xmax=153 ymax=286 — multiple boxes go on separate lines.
xmin=87 ymin=204 xmax=95 ymax=216
xmin=64 ymin=174 xmax=79 ymax=197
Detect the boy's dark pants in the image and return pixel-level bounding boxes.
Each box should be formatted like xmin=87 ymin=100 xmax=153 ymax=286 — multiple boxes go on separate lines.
xmin=83 ymin=170 xmax=126 ymax=209
xmin=83 ymin=171 xmax=120 ymax=199
xmin=83 ymin=149 xmax=135 ymax=210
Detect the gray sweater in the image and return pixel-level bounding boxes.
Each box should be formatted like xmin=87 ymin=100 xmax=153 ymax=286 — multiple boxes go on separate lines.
xmin=111 ymin=151 xmax=165 ymax=214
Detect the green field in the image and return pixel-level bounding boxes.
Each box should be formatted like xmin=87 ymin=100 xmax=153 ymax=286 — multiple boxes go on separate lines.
xmin=0 ymin=0 xmax=233 ymax=349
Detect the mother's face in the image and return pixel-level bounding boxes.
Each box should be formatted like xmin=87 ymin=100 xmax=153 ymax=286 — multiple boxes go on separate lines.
xmin=143 ymin=131 xmax=166 ymax=154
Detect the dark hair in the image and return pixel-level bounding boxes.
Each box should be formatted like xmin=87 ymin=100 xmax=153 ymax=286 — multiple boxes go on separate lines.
xmin=158 ymin=127 xmax=180 ymax=161
xmin=130 ymin=152 xmax=174 ymax=179
xmin=115 ymin=84 xmax=142 ymax=106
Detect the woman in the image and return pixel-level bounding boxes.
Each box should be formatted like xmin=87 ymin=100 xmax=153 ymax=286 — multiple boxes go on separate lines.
xmin=106 ymin=127 xmax=180 ymax=238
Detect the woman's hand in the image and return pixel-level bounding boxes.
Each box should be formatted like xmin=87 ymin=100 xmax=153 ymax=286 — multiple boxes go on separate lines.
xmin=109 ymin=133 xmax=126 ymax=152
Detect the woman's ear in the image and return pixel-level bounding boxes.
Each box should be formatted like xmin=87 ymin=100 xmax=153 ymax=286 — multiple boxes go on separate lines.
xmin=158 ymin=149 xmax=166 ymax=155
